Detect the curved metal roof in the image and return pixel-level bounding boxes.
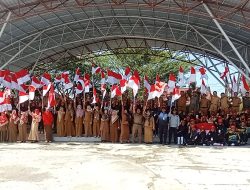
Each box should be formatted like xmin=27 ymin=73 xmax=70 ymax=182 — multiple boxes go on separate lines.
xmin=0 ymin=0 xmax=249 ymax=81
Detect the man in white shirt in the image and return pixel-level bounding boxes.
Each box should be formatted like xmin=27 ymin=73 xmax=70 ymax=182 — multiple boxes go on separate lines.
xmin=168 ymin=109 xmax=180 ymax=144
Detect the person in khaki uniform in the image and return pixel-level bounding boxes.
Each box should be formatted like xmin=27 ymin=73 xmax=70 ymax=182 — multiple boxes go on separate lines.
xmin=177 ymin=91 xmax=187 ymax=113
xmin=231 ymin=92 xmax=241 ymax=113
xmin=132 ymin=106 xmax=144 ymax=144
xmin=220 ymin=93 xmax=229 ymax=113
xmin=75 ymin=104 xmax=83 ymax=137
xmin=92 ymin=105 xmax=101 ymax=137
xmin=200 ymin=94 xmax=210 ymax=115
xmin=120 ymin=103 xmax=130 ymax=143
xmin=84 ymin=104 xmax=93 ymax=137
xmin=209 ymin=91 xmax=220 ymax=114
xmin=143 ymin=109 xmax=155 ymax=143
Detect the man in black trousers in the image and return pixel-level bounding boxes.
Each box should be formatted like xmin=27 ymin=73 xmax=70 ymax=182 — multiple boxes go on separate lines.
xmin=157 ymin=106 xmax=169 ymax=145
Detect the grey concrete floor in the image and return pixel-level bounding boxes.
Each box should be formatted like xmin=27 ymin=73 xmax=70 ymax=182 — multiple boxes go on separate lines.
xmin=0 ymin=143 xmax=250 ymax=190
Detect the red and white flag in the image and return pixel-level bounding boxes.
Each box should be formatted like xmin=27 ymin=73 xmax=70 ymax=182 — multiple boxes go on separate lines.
xmin=144 ymin=76 xmax=151 ymax=93
xmin=232 ymin=75 xmax=238 ymax=93
xmin=168 ymin=73 xmax=176 ymax=89
xmin=41 ymin=73 xmax=51 ymax=86
xmin=200 ymin=79 xmax=207 ymax=95
xmin=10 ymin=73 xmax=20 ymax=91
xmin=178 ymin=66 xmax=185 ymax=86
xmin=100 ymin=71 xmax=106 ymax=84
xmin=120 ymin=79 xmax=127 ymax=94
xmin=133 ymin=70 xmax=141 ymax=82
xmin=171 ymin=87 xmax=181 ymax=103
xmin=55 ymin=75 xmax=62 ymax=83
xmin=123 ymin=66 xmax=131 ymax=80
xmin=92 ymin=87 xmax=97 ymax=104
xmin=148 ymin=83 xmax=166 ymax=100
xmin=75 ymin=83 xmax=83 ymax=95
xmin=0 ymin=91 xmax=5 ymax=103
xmin=15 ymin=69 xmax=30 ymax=84
xmin=48 ymin=84 xmax=56 ymax=108
xmin=220 ymin=67 xmax=229 ymax=79
xmin=0 ymin=70 xmax=6 ymax=82
xmin=74 ymin=68 xmax=80 ymax=82
xmin=78 ymin=76 xmax=85 ymax=88
xmin=43 ymin=83 xmax=51 ymax=96
xmin=84 ymin=80 xmax=90 ymax=93
xmin=111 ymin=85 xmax=122 ymax=98
xmin=240 ymin=75 xmax=250 ymax=94
xmin=61 ymin=72 xmax=69 ymax=83
xmin=64 ymin=76 xmax=73 ymax=90
xmin=107 ymin=70 xmax=122 ymax=84
xmin=127 ymin=75 xmax=140 ymax=97
xmin=2 ymin=74 xmax=12 ymax=88
xmin=19 ymin=91 xmax=29 ymax=104
xmin=31 ymin=76 xmax=42 ymax=89
xmin=189 ymin=67 xmax=196 ymax=83
xmin=199 ymin=67 xmax=208 ymax=80
xmin=92 ymin=64 xmax=101 ymax=75
xmin=29 ymin=85 xmax=36 ymax=100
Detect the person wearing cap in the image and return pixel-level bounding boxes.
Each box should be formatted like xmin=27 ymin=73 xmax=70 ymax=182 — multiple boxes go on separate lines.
xmin=157 ymin=106 xmax=169 ymax=145
xmin=42 ymin=107 xmax=54 ymax=143
xmin=168 ymin=109 xmax=180 ymax=144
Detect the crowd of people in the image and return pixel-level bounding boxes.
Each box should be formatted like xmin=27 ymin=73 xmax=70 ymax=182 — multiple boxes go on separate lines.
xmin=0 ymin=88 xmax=250 ymax=146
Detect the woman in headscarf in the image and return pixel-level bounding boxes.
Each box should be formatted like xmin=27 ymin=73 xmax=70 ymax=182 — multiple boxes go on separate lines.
xmin=0 ymin=112 xmax=8 ymax=142
xmin=57 ymin=106 xmax=65 ymax=137
xmin=18 ymin=111 xmax=28 ymax=143
xmin=42 ymin=107 xmax=54 ymax=143
xmin=100 ymin=108 xmax=110 ymax=142
xmin=65 ymin=101 xmax=75 ymax=137
xmin=75 ymin=104 xmax=84 ymax=137
xmin=120 ymin=103 xmax=130 ymax=143
xmin=8 ymin=110 xmax=19 ymax=142
xmin=28 ymin=109 xmax=41 ymax=142
xmin=110 ymin=109 xmax=120 ymax=143
xmin=143 ymin=109 xmax=155 ymax=143
xmin=92 ymin=105 xmax=101 ymax=138
xmin=84 ymin=104 xmax=93 ymax=137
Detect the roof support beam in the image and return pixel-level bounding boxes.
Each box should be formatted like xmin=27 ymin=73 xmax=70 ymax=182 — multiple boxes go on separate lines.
xmin=0 ymin=11 xmax=11 ymax=39
xmin=0 ymin=31 xmax=43 ymax=70
xmin=203 ymin=3 xmax=250 ymax=75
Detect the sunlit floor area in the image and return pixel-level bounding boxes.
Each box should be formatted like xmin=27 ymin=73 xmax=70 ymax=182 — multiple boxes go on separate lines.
xmin=0 ymin=143 xmax=250 ymax=190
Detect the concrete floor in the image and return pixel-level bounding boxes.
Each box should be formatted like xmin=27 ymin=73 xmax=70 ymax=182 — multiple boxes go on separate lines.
xmin=0 ymin=143 xmax=250 ymax=190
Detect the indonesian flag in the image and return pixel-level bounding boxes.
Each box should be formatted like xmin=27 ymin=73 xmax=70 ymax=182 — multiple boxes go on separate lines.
xmin=232 ymin=75 xmax=238 ymax=93
xmin=111 ymin=85 xmax=122 ymax=98
xmin=0 ymin=91 xmax=4 ymax=103
xmin=101 ymin=84 xmax=107 ymax=99
xmin=15 ymin=69 xmax=30 ymax=85
xmin=199 ymin=67 xmax=208 ymax=80
xmin=92 ymin=64 xmax=101 ymax=75
xmin=31 ymin=76 xmax=42 ymax=89
xmin=92 ymin=87 xmax=97 ymax=104
xmin=200 ymin=79 xmax=207 ymax=95
xmin=43 ymin=83 xmax=51 ymax=96
xmin=120 ymin=79 xmax=127 ymax=94
xmin=220 ymin=67 xmax=229 ymax=79
xmin=171 ymin=87 xmax=181 ymax=103
xmin=41 ymin=73 xmax=51 ymax=86
xmin=107 ymin=70 xmax=122 ymax=84
xmin=2 ymin=74 xmax=12 ymax=88
xmin=189 ymin=67 xmax=196 ymax=83
xmin=10 ymin=73 xmax=20 ymax=91
xmin=61 ymin=71 xmax=69 ymax=83
xmin=29 ymin=85 xmax=36 ymax=100
xmin=48 ymin=84 xmax=56 ymax=108
xmin=64 ymin=76 xmax=73 ymax=90
xmin=133 ymin=70 xmax=141 ymax=82
xmin=75 ymin=83 xmax=83 ymax=95
xmin=178 ymin=66 xmax=185 ymax=87
xmin=100 ymin=71 xmax=106 ymax=84
xmin=84 ymin=80 xmax=90 ymax=93
xmin=0 ymin=70 xmax=6 ymax=82
xmin=20 ymin=84 xmax=28 ymax=92
xmin=148 ymin=83 xmax=166 ymax=100
xmin=74 ymin=68 xmax=80 ymax=82
xmin=127 ymin=75 xmax=140 ymax=97
xmin=19 ymin=91 xmax=29 ymax=104
xmin=240 ymin=75 xmax=250 ymax=94
xmin=55 ymin=75 xmax=62 ymax=83
xmin=78 ymin=76 xmax=85 ymax=87
xmin=168 ymin=73 xmax=176 ymax=89
xmin=144 ymin=76 xmax=151 ymax=93
xmin=123 ymin=66 xmax=131 ymax=80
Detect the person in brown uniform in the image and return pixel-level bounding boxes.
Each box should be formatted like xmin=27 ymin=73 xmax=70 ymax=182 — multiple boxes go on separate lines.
xmin=242 ymin=92 xmax=250 ymax=111
xmin=200 ymin=94 xmax=210 ymax=116
xmin=189 ymin=91 xmax=200 ymax=114
xmin=132 ymin=106 xmax=144 ymax=143
xmin=143 ymin=109 xmax=155 ymax=143
xmin=120 ymin=104 xmax=130 ymax=143
xmin=92 ymin=105 xmax=101 ymax=138
xmin=56 ymin=107 xmax=65 ymax=137
xmin=65 ymin=102 xmax=75 ymax=137
xmin=177 ymin=91 xmax=187 ymax=113
xmin=220 ymin=93 xmax=229 ymax=113
xmin=110 ymin=109 xmax=120 ymax=143
xmin=100 ymin=108 xmax=110 ymax=142
xmin=18 ymin=111 xmax=28 ymax=143
xmin=75 ymin=104 xmax=83 ymax=137
xmin=209 ymin=91 xmax=220 ymax=114
xmin=8 ymin=110 xmax=19 ymax=142
xmin=84 ymin=104 xmax=93 ymax=137
xmin=0 ymin=112 xmax=8 ymax=142
xmin=231 ymin=92 xmax=241 ymax=113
